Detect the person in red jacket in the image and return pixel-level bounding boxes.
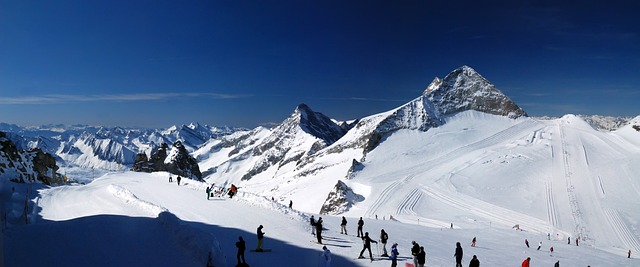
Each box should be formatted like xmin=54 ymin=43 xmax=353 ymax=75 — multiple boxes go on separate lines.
xmin=521 ymin=257 xmax=531 ymax=267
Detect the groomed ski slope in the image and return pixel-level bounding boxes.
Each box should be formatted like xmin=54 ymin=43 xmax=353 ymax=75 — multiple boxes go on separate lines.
xmin=346 ymin=112 xmax=640 ymax=258
xmin=3 ymin=169 xmax=639 ymax=267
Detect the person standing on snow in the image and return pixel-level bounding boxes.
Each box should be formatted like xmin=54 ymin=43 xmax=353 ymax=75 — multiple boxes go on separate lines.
xmin=537 ymin=241 xmax=542 ymax=250
xmin=289 ymin=200 xmax=293 ymax=209
xmin=236 ymin=236 xmax=246 ymax=265
xmin=206 ymin=186 xmax=211 ymax=200
xmin=471 ymin=237 xmax=476 ymax=247
xmin=320 ymin=245 xmax=331 ymax=267
xmin=454 ymin=242 xmax=464 ymax=267
xmin=629 ymin=249 xmax=632 ymax=258
xmin=554 ymin=260 xmax=560 ymax=267
xmin=380 ymin=229 xmax=389 ymax=256
xmin=357 ymin=217 xmax=364 ymax=237
xmin=389 ymin=243 xmax=399 ymax=267
xmin=310 ymin=215 xmax=317 ymax=236
xmin=411 ymin=241 xmax=420 ymax=267
xmin=358 ymin=232 xmax=378 ymax=262
xmin=417 ymin=246 xmax=426 ymax=267
xmin=469 ymin=255 xmax=480 ymax=267
xmin=256 ymin=225 xmax=265 ymax=252
xmin=340 ymin=216 xmax=348 ymax=235
xmin=521 ymin=257 xmax=531 ymax=267
xmin=576 ymin=237 xmax=579 ymax=246
xmin=568 ymin=236 xmax=571 ymax=245
xmin=177 ymin=176 xmax=182 ymax=186
xmin=316 ymin=217 xmax=324 ymax=244
xmin=169 ymin=174 xmax=173 ymax=183
xmin=525 ymin=239 xmax=529 ymax=248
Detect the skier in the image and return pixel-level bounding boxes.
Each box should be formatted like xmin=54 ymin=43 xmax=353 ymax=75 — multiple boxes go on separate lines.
xmin=236 ymin=236 xmax=246 ymax=265
xmin=550 ymin=246 xmax=554 ymax=255
xmin=537 ymin=241 xmax=542 ymax=251
xmin=411 ymin=241 xmax=420 ymax=267
xmin=454 ymin=242 xmax=464 ymax=267
xmin=469 ymin=255 xmax=480 ymax=267
xmin=340 ymin=216 xmax=348 ymax=235
xmin=177 ymin=175 xmax=181 ymax=186
xmin=554 ymin=260 xmax=560 ymax=267
xmin=320 ymin=245 xmax=331 ymax=267
xmin=417 ymin=246 xmax=426 ymax=267
xmin=228 ymin=184 xmax=238 ymax=198
xmin=471 ymin=237 xmax=476 ymax=247
xmin=358 ymin=232 xmax=378 ymax=262
xmin=380 ymin=229 xmax=389 ymax=257
xmin=521 ymin=257 xmax=531 ymax=267
xmin=389 ymin=243 xmax=399 ymax=267
xmin=289 ymin=200 xmax=293 ymax=209
xmin=256 ymin=225 xmax=265 ymax=252
xmin=357 ymin=217 xmax=364 ymax=237
xmin=206 ymin=186 xmax=211 ymax=200
xmin=629 ymin=249 xmax=632 ymax=258
xmin=576 ymin=237 xmax=579 ymax=246
xmin=525 ymin=239 xmax=529 ymax=248
xmin=316 ymin=217 xmax=324 ymax=244
xmin=310 ymin=215 xmax=317 ymax=236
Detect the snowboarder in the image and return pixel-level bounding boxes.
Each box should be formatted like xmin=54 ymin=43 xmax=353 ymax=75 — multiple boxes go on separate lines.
xmin=357 ymin=217 xmax=364 ymax=237
xmin=389 ymin=243 xmax=399 ymax=267
xmin=521 ymin=257 xmax=531 ymax=267
xmin=256 ymin=225 xmax=265 ymax=252
xmin=411 ymin=241 xmax=420 ymax=267
xmin=206 ymin=186 xmax=211 ymax=200
xmin=358 ymin=232 xmax=378 ymax=262
xmin=177 ymin=176 xmax=181 ymax=186
xmin=340 ymin=216 xmax=348 ymax=235
xmin=321 ymin=245 xmax=331 ymax=267
xmin=471 ymin=237 xmax=476 ymax=247
xmin=380 ymin=229 xmax=389 ymax=256
xmin=554 ymin=260 xmax=560 ymax=267
xmin=537 ymin=241 xmax=542 ymax=251
xmin=316 ymin=217 xmax=324 ymax=244
xmin=469 ymin=255 xmax=480 ymax=267
xmin=289 ymin=200 xmax=293 ymax=209
xmin=525 ymin=239 xmax=529 ymax=248
xmin=236 ymin=236 xmax=246 ymax=265
xmin=417 ymin=246 xmax=426 ymax=267
xmin=454 ymin=242 xmax=464 ymax=267
xmin=310 ymin=215 xmax=317 ymax=236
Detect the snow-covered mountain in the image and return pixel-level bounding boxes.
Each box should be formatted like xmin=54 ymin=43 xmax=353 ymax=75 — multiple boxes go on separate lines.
xmin=0 ymin=131 xmax=60 ymax=184
xmin=0 ymin=123 xmax=242 ymax=176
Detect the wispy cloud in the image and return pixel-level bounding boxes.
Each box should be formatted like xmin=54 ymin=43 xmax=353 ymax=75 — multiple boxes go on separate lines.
xmin=0 ymin=92 xmax=252 ymax=104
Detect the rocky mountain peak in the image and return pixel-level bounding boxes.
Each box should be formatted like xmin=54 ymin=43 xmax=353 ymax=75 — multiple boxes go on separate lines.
xmin=424 ymin=65 xmax=527 ymax=118
xmin=286 ymin=103 xmax=346 ymax=145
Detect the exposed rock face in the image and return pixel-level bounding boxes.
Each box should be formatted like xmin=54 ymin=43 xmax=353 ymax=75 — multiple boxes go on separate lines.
xmin=0 ymin=131 xmax=60 ymax=184
xmin=345 ymin=159 xmax=364 ymax=180
xmin=319 ymin=180 xmax=364 ymax=215
xmin=131 ymin=141 xmax=202 ymax=180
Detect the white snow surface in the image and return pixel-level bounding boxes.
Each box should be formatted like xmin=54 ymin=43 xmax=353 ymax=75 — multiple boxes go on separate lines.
xmin=3 ymin=111 xmax=640 ymax=266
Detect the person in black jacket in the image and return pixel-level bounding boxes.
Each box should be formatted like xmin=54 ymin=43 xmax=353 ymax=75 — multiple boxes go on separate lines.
xmin=236 ymin=236 xmax=246 ymax=265
xmin=380 ymin=229 xmax=389 ymax=257
xmin=454 ymin=242 xmax=463 ymax=267
xmin=358 ymin=232 xmax=378 ymax=261
xmin=411 ymin=241 xmax=420 ymax=267
xmin=357 ymin=217 xmax=364 ymax=237
xmin=340 ymin=216 xmax=348 ymax=235
xmin=469 ymin=255 xmax=479 ymax=267
xmin=310 ymin=215 xmax=316 ymax=236
xmin=256 ymin=225 xmax=265 ymax=251
xmin=417 ymin=246 xmax=426 ymax=267
xmin=316 ymin=217 xmax=324 ymax=244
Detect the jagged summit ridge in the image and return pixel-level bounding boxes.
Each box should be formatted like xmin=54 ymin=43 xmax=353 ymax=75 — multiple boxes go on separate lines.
xmin=424 ymin=65 xmax=527 ymax=118
xmin=293 ymin=103 xmax=346 ymax=144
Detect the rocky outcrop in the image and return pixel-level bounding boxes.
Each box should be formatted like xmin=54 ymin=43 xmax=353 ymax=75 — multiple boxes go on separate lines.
xmin=131 ymin=141 xmax=202 ymax=180
xmin=319 ymin=180 xmax=364 ymax=215
xmin=0 ymin=131 xmax=60 ymax=184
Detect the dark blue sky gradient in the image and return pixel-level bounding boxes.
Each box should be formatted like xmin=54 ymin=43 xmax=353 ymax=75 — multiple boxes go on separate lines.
xmin=1 ymin=1 xmax=639 ymax=128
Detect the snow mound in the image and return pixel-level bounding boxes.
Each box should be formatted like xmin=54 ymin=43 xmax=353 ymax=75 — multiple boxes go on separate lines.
xmin=107 ymin=184 xmax=168 ymax=215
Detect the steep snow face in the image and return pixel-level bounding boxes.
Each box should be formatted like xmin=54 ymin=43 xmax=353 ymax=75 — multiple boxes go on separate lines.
xmin=57 ymin=134 xmax=136 ymax=171
xmin=424 ymin=65 xmax=527 ymax=118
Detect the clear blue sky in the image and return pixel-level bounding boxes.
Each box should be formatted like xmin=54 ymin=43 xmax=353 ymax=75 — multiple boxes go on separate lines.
xmin=1 ymin=1 xmax=639 ymax=128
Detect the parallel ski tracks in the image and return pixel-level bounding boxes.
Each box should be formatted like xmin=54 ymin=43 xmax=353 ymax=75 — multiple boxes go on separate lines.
xmin=603 ymin=208 xmax=640 ymax=252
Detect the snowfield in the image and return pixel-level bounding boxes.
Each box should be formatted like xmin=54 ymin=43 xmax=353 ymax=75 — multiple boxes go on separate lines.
xmin=3 ymin=112 xmax=640 ymax=266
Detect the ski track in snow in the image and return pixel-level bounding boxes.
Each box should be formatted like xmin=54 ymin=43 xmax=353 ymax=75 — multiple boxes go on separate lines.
xmin=545 ymin=181 xmax=559 ymax=228
xmin=603 ymin=208 xmax=640 ymax=252
xmin=558 ymin=124 xmax=589 ymax=240
xmin=364 ymin=120 xmax=545 ymax=227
